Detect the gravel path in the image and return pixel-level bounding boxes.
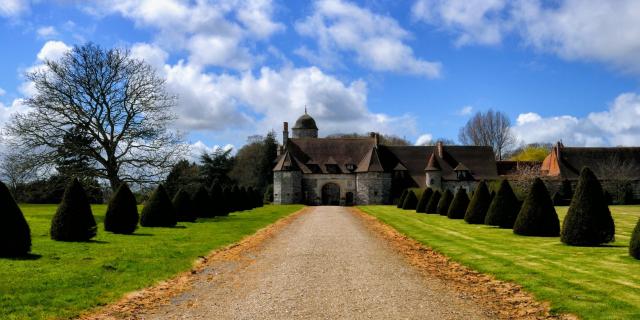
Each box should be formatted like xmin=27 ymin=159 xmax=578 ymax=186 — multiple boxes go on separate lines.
xmin=139 ymin=206 xmax=489 ymax=319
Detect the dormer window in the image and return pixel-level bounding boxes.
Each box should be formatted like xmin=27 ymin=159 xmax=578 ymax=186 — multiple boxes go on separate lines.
xmin=346 ymin=163 xmax=356 ymax=172
xmin=454 ymin=163 xmax=472 ymax=181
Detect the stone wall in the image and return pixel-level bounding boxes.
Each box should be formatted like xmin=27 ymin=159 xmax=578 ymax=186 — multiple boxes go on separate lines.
xmin=356 ymin=172 xmax=392 ymax=204
xmin=273 ymin=171 xmax=302 ymax=204
xmin=441 ymin=181 xmax=478 ymax=194
xmin=301 ymin=174 xmax=356 ymax=205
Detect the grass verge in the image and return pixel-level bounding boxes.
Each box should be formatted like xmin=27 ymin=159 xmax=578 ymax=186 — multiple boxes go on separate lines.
xmin=1 ymin=204 xmax=303 ymax=320
xmin=358 ymin=205 xmax=640 ymax=320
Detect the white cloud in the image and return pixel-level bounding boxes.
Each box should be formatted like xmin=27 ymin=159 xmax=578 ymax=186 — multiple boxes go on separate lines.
xmin=36 ymin=40 xmax=71 ymax=61
xmin=0 ymin=88 xmax=5 ymax=96
xmin=412 ymin=0 xmax=640 ymax=73
xmin=187 ymin=141 xmax=234 ymax=162
xmin=512 ymin=92 xmax=640 ymax=146
xmin=36 ymin=26 xmax=57 ymax=38
xmin=296 ymin=0 xmax=441 ymax=77
xmin=0 ymin=99 xmax=29 ymax=128
xmin=130 ymin=42 xmax=169 ymax=70
xmin=89 ymin=0 xmax=283 ymax=70
xmin=415 ymin=133 xmax=434 ymax=146
xmin=457 ymin=105 xmax=473 ymax=116
xmin=0 ymin=0 xmax=28 ymax=17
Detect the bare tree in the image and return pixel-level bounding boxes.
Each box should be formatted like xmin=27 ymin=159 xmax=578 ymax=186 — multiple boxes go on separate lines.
xmin=459 ymin=109 xmax=515 ymax=160
xmin=595 ymin=155 xmax=639 ymax=203
xmin=0 ymin=153 xmax=36 ymax=195
xmin=5 ymin=43 xmax=184 ymax=190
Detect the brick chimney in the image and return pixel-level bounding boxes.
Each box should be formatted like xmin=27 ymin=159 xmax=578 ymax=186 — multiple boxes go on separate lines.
xmin=436 ymin=141 xmax=444 ymax=158
xmin=283 ymin=122 xmax=289 ymax=145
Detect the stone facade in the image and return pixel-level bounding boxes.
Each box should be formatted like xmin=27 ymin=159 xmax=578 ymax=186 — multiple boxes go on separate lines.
xmin=356 ymin=172 xmax=392 ymax=204
xmin=273 ymin=171 xmax=302 ymax=204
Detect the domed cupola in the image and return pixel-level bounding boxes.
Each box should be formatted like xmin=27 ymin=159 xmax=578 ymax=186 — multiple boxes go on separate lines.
xmin=292 ymin=108 xmax=318 ymax=138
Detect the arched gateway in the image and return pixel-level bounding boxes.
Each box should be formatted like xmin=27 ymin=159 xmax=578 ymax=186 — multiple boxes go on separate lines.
xmin=321 ymin=183 xmax=340 ymax=205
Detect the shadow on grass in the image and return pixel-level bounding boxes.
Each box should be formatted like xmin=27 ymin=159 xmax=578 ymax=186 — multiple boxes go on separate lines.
xmin=1 ymin=253 xmax=43 ymax=260
xmin=128 ymin=233 xmax=153 ymax=236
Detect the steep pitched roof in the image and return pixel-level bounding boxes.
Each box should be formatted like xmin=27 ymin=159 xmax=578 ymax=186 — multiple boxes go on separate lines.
xmin=424 ymin=153 xmax=442 ymax=171
xmin=556 ymin=147 xmax=640 ymax=180
xmin=356 ymin=147 xmax=384 ymax=172
xmin=284 ymin=137 xmax=376 ymax=174
xmin=273 ymin=151 xmax=300 ymax=172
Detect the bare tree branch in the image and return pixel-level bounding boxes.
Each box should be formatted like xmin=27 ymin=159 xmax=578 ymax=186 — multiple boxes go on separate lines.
xmin=459 ymin=109 xmax=515 ymax=160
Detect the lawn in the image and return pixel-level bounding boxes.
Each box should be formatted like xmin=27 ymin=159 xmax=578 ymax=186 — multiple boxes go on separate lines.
xmin=0 ymin=204 xmax=303 ymax=320
xmin=359 ymin=205 xmax=640 ymax=320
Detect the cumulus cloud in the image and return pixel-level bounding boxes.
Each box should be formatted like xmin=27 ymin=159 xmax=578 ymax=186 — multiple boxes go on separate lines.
xmin=296 ymin=0 xmax=441 ymax=77
xmin=187 ymin=141 xmax=234 ymax=162
xmin=412 ymin=0 xmax=640 ymax=73
xmin=36 ymin=26 xmax=57 ymax=38
xmin=0 ymin=0 xmax=28 ymax=17
xmin=88 ymin=0 xmax=283 ymax=70
xmin=512 ymin=92 xmax=640 ymax=146
xmin=415 ymin=133 xmax=434 ymax=146
xmin=0 ymin=99 xmax=29 ymax=128
xmin=36 ymin=40 xmax=71 ymax=61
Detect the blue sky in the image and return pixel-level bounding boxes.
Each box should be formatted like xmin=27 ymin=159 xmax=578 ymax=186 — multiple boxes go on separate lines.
xmin=1 ymin=0 xmax=640 ymax=156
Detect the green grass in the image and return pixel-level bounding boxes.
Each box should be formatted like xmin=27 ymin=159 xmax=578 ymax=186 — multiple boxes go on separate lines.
xmin=359 ymin=205 xmax=640 ymax=320
xmin=1 ymin=204 xmax=303 ymax=320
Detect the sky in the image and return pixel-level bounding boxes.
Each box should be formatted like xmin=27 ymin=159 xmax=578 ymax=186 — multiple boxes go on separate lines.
xmin=1 ymin=0 xmax=640 ymax=158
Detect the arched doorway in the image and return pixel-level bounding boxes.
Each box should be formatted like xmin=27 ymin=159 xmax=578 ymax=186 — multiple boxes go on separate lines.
xmin=321 ymin=183 xmax=340 ymax=205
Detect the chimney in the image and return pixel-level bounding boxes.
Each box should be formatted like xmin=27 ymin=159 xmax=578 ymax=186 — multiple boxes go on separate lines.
xmin=436 ymin=141 xmax=444 ymax=158
xmin=370 ymin=132 xmax=379 ymax=146
xmin=283 ymin=122 xmax=289 ymax=144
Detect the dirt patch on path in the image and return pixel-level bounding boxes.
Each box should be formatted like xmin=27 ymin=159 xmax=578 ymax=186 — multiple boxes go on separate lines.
xmin=350 ymin=208 xmax=577 ymax=320
xmin=79 ymin=207 xmax=311 ymax=320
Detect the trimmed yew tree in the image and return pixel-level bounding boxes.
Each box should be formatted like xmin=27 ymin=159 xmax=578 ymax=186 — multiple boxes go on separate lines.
xmin=51 ymin=178 xmax=97 ymax=241
xmin=513 ymin=178 xmax=560 ymax=237
xmin=173 ymin=188 xmax=196 ymax=222
xmin=561 ymin=167 xmax=615 ymax=246
xmin=416 ymin=188 xmax=433 ymax=213
xmin=425 ymin=190 xmax=441 ymax=214
xmin=630 ymin=218 xmax=640 ymax=259
xmin=0 ymin=181 xmax=31 ymax=256
xmin=447 ymin=187 xmax=470 ymax=219
xmin=208 ymin=184 xmax=224 ymax=216
xmin=140 ymin=184 xmax=177 ymax=227
xmin=484 ymin=179 xmax=520 ymax=228
xmin=397 ymin=190 xmax=408 ymax=208
xmin=436 ymin=189 xmax=453 ymax=215
xmin=104 ymin=183 xmax=139 ymax=234
xmin=464 ymin=181 xmax=491 ymax=224
xmin=191 ymin=185 xmax=210 ymax=218
xmin=402 ymin=190 xmax=418 ymax=210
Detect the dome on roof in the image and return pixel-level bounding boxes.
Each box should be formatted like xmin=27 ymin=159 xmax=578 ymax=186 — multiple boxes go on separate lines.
xmin=292 ymin=113 xmax=318 ymax=130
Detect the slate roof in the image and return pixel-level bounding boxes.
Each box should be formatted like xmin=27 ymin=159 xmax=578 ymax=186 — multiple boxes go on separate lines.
xmin=556 ymin=147 xmax=640 ymax=180
xmin=292 ymin=113 xmax=318 ymax=130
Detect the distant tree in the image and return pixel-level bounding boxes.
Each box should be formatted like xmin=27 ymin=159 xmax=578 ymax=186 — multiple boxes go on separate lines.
xmin=164 ymin=160 xmax=200 ymax=199
xmin=561 ymin=167 xmax=615 ymax=246
xmin=104 ymin=183 xmax=139 ymax=234
xmin=594 ymin=155 xmax=639 ymax=204
xmin=140 ymin=185 xmax=176 ymax=227
xmin=0 ymin=153 xmax=36 ymax=197
xmin=458 ymin=109 xmax=515 ymax=160
xmin=484 ymin=179 xmax=520 ymax=228
xmin=447 ymin=187 xmax=470 ymax=219
xmin=0 ymin=181 xmax=31 ymax=256
xmin=200 ymin=148 xmax=235 ymax=188
xmin=464 ymin=181 xmax=491 ymax=224
xmin=6 ymin=43 xmax=184 ymax=191
xmin=229 ymin=132 xmax=278 ymax=194
xmin=416 ymin=188 xmax=433 ymax=213
xmin=436 ymin=189 xmax=453 ymax=215
xmin=416 ymin=138 xmax=457 ymax=146
xmin=513 ymin=178 xmax=560 ymax=237
xmin=50 ymin=178 xmax=97 ymax=241
xmin=326 ymin=133 xmax=411 ymax=146
xmin=506 ymin=143 xmax=552 ymax=161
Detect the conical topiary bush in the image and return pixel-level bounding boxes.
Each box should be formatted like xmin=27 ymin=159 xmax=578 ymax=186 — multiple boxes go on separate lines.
xmin=416 ymin=188 xmax=433 ymax=213
xmin=561 ymin=167 xmax=615 ymax=246
xmin=560 ymin=179 xmax=573 ymax=200
xmin=630 ymin=218 xmax=640 ymax=259
xmin=436 ymin=189 xmax=453 ymax=216
xmin=425 ymin=190 xmax=441 ymax=214
xmin=0 ymin=181 xmax=31 ymax=256
xmin=191 ymin=185 xmax=209 ymax=218
xmin=448 ymin=187 xmax=470 ymax=219
xmin=104 ymin=183 xmax=139 ymax=234
xmin=173 ymin=188 xmax=196 ymax=222
xmin=140 ymin=184 xmax=177 ymax=227
xmin=464 ymin=181 xmax=491 ymax=224
xmin=208 ymin=184 xmax=223 ymax=216
xmin=221 ymin=187 xmax=232 ymax=215
xmin=51 ymin=178 xmax=97 ymax=241
xmin=397 ymin=190 xmax=408 ymax=208
xmin=402 ymin=190 xmax=418 ymax=210
xmin=513 ymin=178 xmax=560 ymax=237
xmin=484 ymin=179 xmax=520 ymax=228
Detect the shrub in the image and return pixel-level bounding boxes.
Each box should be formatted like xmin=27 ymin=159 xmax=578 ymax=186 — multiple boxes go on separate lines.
xmin=447 ymin=187 xmax=470 ymax=219
xmin=208 ymin=184 xmax=224 ymax=216
xmin=104 ymin=183 xmax=138 ymax=234
xmin=560 ymin=179 xmax=573 ymax=199
xmin=416 ymin=188 xmax=433 ymax=213
xmin=254 ymin=187 xmax=264 ymax=207
xmin=621 ymin=187 xmax=635 ymax=205
xmin=464 ymin=181 xmax=491 ymax=224
xmin=397 ymin=189 xmax=408 ymax=208
xmin=0 ymin=181 xmax=31 ymax=256
xmin=50 ymin=178 xmax=97 ymax=241
xmin=173 ymin=188 xmax=196 ymax=222
xmin=191 ymin=185 xmax=210 ymax=218
xmin=436 ymin=189 xmax=453 ymax=215
xmin=513 ymin=178 xmax=560 ymax=237
xmin=221 ymin=187 xmax=233 ymax=214
xmin=140 ymin=184 xmax=177 ymax=227
xmin=402 ymin=190 xmax=418 ymax=210
xmin=630 ymin=218 xmax=640 ymax=259
xmin=484 ymin=179 xmax=520 ymax=228
xmin=239 ymin=187 xmax=250 ymax=210
xmin=263 ymin=184 xmax=274 ymax=204
xmin=425 ymin=190 xmax=441 ymax=214
xmin=561 ymin=167 xmax=615 ymax=246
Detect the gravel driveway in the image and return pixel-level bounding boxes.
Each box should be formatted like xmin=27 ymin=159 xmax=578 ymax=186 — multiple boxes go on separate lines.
xmin=139 ymin=206 xmax=489 ymax=319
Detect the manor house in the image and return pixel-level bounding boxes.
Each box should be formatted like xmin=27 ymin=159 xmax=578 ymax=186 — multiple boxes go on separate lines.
xmin=273 ymin=111 xmax=498 ymax=205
